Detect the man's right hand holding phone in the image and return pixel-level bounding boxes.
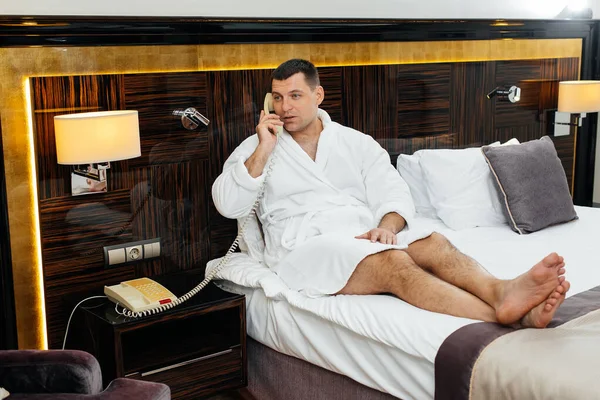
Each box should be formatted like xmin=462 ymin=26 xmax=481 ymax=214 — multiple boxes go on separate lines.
xmin=245 ymin=110 xmax=284 ymax=178
xmin=256 ymin=109 xmax=283 ymax=153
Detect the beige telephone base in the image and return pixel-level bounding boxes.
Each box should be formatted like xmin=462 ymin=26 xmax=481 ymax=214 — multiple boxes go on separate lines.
xmin=105 ymin=277 xmax=177 ymax=313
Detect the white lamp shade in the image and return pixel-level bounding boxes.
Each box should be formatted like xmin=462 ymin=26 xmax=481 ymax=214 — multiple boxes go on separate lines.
xmin=557 ymin=80 xmax=600 ymax=113
xmin=54 ymin=110 xmax=141 ymax=164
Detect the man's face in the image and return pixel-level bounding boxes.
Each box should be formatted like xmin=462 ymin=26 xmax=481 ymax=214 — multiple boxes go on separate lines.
xmin=271 ymin=72 xmax=324 ymax=134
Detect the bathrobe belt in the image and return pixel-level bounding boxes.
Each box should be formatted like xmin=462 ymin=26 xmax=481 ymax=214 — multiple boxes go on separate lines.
xmin=260 ymin=195 xmax=368 ymax=251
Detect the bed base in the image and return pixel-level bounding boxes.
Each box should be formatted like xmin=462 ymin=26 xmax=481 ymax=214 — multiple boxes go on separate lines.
xmin=247 ymin=337 xmax=400 ymax=400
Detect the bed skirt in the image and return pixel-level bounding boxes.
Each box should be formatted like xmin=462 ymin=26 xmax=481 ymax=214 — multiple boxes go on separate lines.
xmin=247 ymin=337 xmax=400 ymax=400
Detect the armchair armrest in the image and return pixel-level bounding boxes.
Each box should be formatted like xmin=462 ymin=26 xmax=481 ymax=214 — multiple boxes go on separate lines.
xmin=6 ymin=379 xmax=170 ymax=400
xmin=0 ymin=350 xmax=102 ymax=395
xmin=93 ymin=379 xmax=170 ymax=400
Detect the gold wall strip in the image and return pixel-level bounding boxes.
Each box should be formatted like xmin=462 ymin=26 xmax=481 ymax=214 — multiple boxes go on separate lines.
xmin=0 ymin=38 xmax=582 ymax=349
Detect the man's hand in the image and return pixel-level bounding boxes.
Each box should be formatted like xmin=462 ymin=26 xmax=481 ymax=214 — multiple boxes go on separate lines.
xmin=355 ymin=228 xmax=397 ymax=245
xmin=256 ymin=110 xmax=284 ymax=152
xmin=245 ymin=110 xmax=285 ymax=178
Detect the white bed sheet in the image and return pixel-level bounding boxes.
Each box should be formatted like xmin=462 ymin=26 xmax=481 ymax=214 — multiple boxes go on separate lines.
xmin=207 ymin=205 xmax=600 ymax=400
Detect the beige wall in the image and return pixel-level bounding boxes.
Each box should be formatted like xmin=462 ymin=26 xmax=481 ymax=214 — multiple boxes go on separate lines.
xmin=0 ymin=0 xmax=597 ymax=19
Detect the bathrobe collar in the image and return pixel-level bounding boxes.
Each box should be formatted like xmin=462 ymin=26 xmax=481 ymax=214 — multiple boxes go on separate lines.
xmin=279 ymin=108 xmax=336 ymax=173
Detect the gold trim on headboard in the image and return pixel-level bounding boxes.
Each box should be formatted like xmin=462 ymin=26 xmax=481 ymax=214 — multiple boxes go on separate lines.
xmin=0 ymin=38 xmax=582 ymax=349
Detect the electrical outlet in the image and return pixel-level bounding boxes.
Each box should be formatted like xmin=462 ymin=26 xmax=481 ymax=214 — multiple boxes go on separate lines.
xmin=103 ymin=237 xmax=161 ymax=267
xmin=125 ymin=245 xmax=143 ymax=261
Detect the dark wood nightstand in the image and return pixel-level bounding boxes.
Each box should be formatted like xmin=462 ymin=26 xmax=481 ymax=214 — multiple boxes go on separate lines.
xmin=74 ymin=271 xmax=247 ymax=400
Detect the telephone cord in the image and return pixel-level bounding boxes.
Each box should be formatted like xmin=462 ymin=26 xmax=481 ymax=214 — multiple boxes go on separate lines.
xmin=62 ymin=295 xmax=108 ymax=350
xmin=116 ymin=137 xmax=279 ymax=318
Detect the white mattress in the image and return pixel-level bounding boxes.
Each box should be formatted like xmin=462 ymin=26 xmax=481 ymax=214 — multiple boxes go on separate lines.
xmin=208 ymin=205 xmax=600 ymax=400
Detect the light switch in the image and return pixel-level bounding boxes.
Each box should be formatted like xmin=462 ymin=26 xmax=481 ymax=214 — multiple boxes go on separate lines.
xmin=107 ymin=248 xmax=126 ymax=265
xmin=152 ymin=241 xmax=161 ymax=257
xmin=143 ymin=243 xmax=154 ymax=258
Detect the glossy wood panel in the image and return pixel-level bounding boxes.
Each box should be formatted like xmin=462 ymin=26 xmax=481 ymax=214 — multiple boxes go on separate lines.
xmin=317 ymin=67 xmax=343 ymax=125
xmin=39 ymin=190 xmax=133 ymax=278
xmin=129 ymin=160 xmax=210 ymax=276
xmin=123 ymin=73 xmax=209 ymax=167
xmin=207 ymin=69 xmax=272 ymax=258
xmin=397 ymin=64 xmax=451 ymax=139
xmin=451 ymin=62 xmax=496 ymax=147
xmin=343 ymin=65 xmax=399 ymax=140
xmin=0 ymin=16 xmax=591 ymax=55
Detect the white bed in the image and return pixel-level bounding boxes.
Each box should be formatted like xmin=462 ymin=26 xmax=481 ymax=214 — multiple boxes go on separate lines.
xmin=208 ymin=205 xmax=600 ymax=400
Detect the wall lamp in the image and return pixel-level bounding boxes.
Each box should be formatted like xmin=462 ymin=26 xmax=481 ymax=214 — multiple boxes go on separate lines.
xmin=172 ymin=107 xmax=210 ymax=130
xmin=487 ymin=86 xmax=521 ymax=103
xmin=554 ymin=81 xmax=600 ymax=136
xmin=54 ymin=110 xmax=141 ymax=196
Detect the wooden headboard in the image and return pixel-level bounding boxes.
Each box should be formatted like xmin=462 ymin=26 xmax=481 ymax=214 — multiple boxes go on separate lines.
xmin=28 ymin=55 xmax=580 ymax=348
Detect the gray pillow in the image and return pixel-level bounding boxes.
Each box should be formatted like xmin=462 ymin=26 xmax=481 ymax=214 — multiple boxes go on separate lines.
xmin=481 ymin=136 xmax=577 ymax=234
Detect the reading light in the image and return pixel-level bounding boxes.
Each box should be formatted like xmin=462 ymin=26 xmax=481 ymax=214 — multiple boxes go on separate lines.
xmin=172 ymin=107 xmax=210 ymax=130
xmin=487 ymin=86 xmax=521 ymax=103
xmin=554 ymin=81 xmax=600 ymax=136
xmin=54 ymin=110 xmax=141 ymax=196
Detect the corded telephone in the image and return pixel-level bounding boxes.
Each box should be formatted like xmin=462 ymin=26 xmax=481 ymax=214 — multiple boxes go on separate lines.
xmin=105 ymin=278 xmax=177 ymax=313
xmin=104 ymin=93 xmax=279 ymax=317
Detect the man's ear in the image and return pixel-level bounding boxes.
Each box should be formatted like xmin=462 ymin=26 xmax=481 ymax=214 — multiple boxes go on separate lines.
xmin=315 ymin=85 xmax=325 ymax=106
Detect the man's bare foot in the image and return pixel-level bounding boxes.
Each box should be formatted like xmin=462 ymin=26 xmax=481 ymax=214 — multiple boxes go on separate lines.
xmin=521 ymin=280 xmax=570 ymax=328
xmin=495 ymin=253 xmax=565 ymax=325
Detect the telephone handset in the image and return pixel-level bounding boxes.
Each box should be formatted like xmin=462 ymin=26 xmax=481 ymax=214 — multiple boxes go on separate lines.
xmin=264 ymin=92 xmax=275 ymax=115
xmin=105 ymin=93 xmax=279 ymax=318
xmin=263 ymin=93 xmax=282 ymax=135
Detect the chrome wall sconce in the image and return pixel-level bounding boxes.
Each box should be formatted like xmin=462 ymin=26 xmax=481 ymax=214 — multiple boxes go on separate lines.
xmin=487 ymin=86 xmax=521 ymax=103
xmin=172 ymin=107 xmax=210 ymax=130
xmin=554 ymin=81 xmax=600 ymax=136
xmin=54 ymin=110 xmax=141 ymax=196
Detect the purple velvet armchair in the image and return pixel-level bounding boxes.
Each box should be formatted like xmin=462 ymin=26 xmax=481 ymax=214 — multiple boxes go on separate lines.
xmin=0 ymin=350 xmax=170 ymax=399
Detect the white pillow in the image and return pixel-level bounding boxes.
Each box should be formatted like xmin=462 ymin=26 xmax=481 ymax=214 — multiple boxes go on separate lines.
xmin=396 ymin=152 xmax=437 ymax=218
xmin=0 ymin=388 xmax=9 ymax=400
xmin=418 ymin=139 xmax=518 ymax=230
xmin=395 ymin=141 xmax=505 ymax=219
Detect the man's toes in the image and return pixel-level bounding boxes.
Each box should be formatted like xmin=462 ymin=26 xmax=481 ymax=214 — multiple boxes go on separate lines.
xmin=543 ymin=253 xmax=561 ymax=266
xmin=551 ymin=292 xmax=561 ymax=299
xmin=558 ymin=267 xmax=565 ymax=275
xmin=556 ymin=285 xmax=565 ymax=294
xmin=547 ymin=298 xmax=558 ymax=306
xmin=558 ymin=276 xmax=565 ymax=284
xmin=562 ymin=281 xmax=571 ymax=292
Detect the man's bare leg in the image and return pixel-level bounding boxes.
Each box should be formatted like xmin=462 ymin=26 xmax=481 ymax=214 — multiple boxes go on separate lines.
xmin=337 ymin=250 xmax=498 ymax=322
xmin=404 ymin=233 xmax=567 ymax=325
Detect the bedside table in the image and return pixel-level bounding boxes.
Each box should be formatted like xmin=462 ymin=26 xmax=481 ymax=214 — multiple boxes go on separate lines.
xmin=75 ymin=271 xmax=247 ymax=400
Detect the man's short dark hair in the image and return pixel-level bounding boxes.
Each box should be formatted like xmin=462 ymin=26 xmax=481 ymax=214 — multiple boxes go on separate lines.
xmin=271 ymin=59 xmax=320 ymax=90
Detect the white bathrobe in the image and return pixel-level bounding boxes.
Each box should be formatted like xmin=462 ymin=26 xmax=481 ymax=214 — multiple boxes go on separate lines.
xmin=212 ymin=109 xmax=432 ymax=296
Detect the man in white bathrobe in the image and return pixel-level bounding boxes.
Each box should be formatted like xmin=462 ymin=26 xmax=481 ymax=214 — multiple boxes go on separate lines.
xmin=212 ymin=59 xmax=570 ymax=328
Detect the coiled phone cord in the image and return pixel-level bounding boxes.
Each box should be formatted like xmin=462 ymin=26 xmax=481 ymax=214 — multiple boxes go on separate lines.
xmin=116 ymin=137 xmax=279 ymax=318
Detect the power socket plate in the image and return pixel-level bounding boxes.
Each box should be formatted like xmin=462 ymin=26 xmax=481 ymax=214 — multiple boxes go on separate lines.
xmin=103 ymin=238 xmax=161 ymax=267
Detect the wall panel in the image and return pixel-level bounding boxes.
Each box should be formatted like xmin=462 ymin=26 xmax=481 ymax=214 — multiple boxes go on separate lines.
xmin=123 ymin=73 xmax=209 ymax=167
xmin=30 ymin=56 xmax=580 ymax=348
